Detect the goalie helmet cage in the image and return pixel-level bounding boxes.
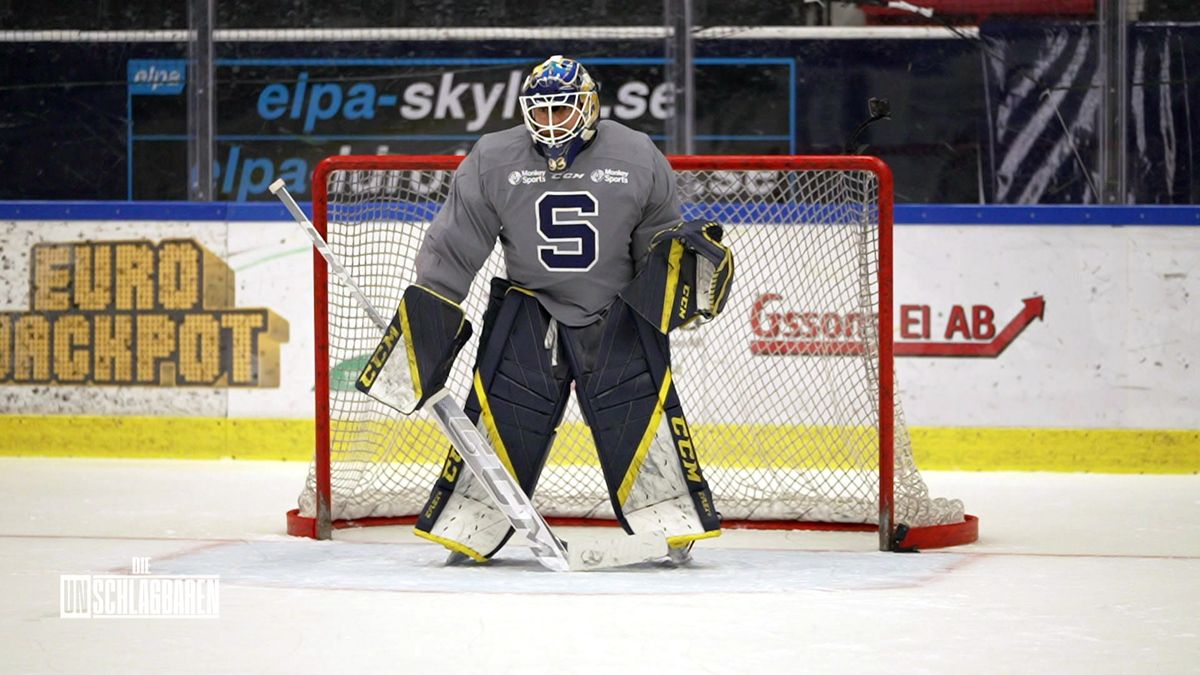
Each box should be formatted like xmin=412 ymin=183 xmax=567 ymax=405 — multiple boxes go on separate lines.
xmin=286 ymin=154 xmax=979 ymax=552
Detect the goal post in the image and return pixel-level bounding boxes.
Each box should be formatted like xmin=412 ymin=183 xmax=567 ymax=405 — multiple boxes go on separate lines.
xmin=286 ymin=154 xmax=978 ymax=551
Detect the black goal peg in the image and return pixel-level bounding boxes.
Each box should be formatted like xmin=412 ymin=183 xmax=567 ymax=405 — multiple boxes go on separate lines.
xmin=889 ymin=523 xmax=921 ymax=553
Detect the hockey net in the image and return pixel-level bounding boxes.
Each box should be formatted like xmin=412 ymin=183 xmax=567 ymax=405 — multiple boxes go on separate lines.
xmin=289 ymin=155 xmax=976 ymax=550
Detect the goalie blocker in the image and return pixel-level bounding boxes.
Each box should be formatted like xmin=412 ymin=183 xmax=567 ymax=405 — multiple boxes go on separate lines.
xmin=355 ymin=284 xmax=472 ymax=414
xmin=621 ymin=219 xmax=734 ymax=333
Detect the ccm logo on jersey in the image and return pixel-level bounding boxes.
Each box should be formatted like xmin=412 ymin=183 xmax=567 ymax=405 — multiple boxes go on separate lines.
xmin=590 ymin=168 xmax=629 ymax=184
xmin=508 ymin=170 xmax=582 ymax=184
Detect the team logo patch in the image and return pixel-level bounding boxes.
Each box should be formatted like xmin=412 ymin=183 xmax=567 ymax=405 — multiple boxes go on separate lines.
xmin=508 ymin=170 xmax=546 ymax=185
xmin=590 ymin=168 xmax=629 ymax=184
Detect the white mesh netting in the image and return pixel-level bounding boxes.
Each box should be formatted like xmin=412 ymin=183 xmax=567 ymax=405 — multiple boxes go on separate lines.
xmin=298 ymin=157 xmax=965 ymax=529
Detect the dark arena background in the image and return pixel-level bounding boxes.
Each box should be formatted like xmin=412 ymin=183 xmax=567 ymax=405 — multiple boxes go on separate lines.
xmin=1 ymin=1 xmax=1197 ymax=203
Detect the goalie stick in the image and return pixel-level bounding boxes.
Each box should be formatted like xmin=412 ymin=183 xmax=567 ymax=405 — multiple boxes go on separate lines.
xmin=270 ymin=178 xmax=668 ymax=572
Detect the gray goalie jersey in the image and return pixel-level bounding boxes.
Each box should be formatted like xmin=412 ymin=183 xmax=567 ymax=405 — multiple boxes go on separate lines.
xmin=414 ymin=120 xmax=681 ymax=326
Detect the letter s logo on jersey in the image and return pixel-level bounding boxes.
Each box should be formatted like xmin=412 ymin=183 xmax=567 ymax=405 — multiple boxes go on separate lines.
xmin=536 ymin=192 xmax=599 ymax=272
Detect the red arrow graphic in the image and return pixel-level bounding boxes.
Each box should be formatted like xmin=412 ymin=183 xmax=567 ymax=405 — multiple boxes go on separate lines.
xmin=895 ymin=296 xmax=1045 ymax=357
xmin=748 ymin=297 xmax=1046 ymax=358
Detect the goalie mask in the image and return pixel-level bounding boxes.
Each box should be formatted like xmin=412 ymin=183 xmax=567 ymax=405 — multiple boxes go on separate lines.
xmin=519 ymin=55 xmax=600 ymax=171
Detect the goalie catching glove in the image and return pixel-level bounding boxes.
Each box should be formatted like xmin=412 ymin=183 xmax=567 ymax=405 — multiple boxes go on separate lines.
xmin=355 ymin=284 xmax=472 ymax=414
xmin=621 ymin=219 xmax=734 ymax=333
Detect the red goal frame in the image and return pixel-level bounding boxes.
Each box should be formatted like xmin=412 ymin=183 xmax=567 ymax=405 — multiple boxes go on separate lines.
xmin=286 ymin=154 xmax=979 ymax=551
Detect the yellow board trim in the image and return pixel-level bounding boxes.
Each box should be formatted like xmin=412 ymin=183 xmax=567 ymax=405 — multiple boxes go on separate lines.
xmin=0 ymin=415 xmax=1196 ymax=473
xmin=660 ymin=240 xmax=685 ymax=332
xmin=908 ymin=427 xmax=1200 ymax=473
xmin=398 ymin=297 xmax=423 ymax=402
xmin=412 ymin=528 xmax=489 ymax=562
xmin=0 ymin=414 xmax=314 ymax=460
xmin=473 ymin=372 xmax=519 ymax=479
xmin=616 ymin=369 xmax=674 ymax=505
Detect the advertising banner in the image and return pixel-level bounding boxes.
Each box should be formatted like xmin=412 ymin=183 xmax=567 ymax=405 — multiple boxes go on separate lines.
xmin=2 ymin=208 xmax=1195 ymax=433
xmin=134 ymin=57 xmax=795 ymax=201
xmin=1 ymin=36 xmax=982 ymax=202
xmin=0 ymin=218 xmax=312 ymax=418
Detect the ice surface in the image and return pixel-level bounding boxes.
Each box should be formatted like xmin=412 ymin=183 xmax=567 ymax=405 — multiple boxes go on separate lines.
xmin=2 ymin=458 xmax=1198 ymax=674
xmin=151 ymin=539 xmax=968 ymax=594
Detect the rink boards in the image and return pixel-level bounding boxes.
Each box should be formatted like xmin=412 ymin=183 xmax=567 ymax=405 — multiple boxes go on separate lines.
xmin=0 ymin=202 xmax=1197 ymax=472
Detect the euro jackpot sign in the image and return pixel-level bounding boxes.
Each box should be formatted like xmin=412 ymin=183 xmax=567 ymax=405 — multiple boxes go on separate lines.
xmin=0 ymin=239 xmax=288 ymax=387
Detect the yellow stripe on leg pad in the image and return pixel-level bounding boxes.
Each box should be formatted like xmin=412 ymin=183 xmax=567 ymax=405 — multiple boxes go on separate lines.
xmin=412 ymin=528 xmax=489 ymax=563
xmin=667 ymin=530 xmax=722 ymax=549
xmin=472 ymin=372 xmax=519 ymax=480
xmin=616 ymin=369 xmax=674 ymax=505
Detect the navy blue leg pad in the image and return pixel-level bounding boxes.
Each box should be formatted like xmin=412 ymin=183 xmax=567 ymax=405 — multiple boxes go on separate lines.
xmin=561 ymin=300 xmax=720 ymax=532
xmin=416 ymin=279 xmax=569 ymax=534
